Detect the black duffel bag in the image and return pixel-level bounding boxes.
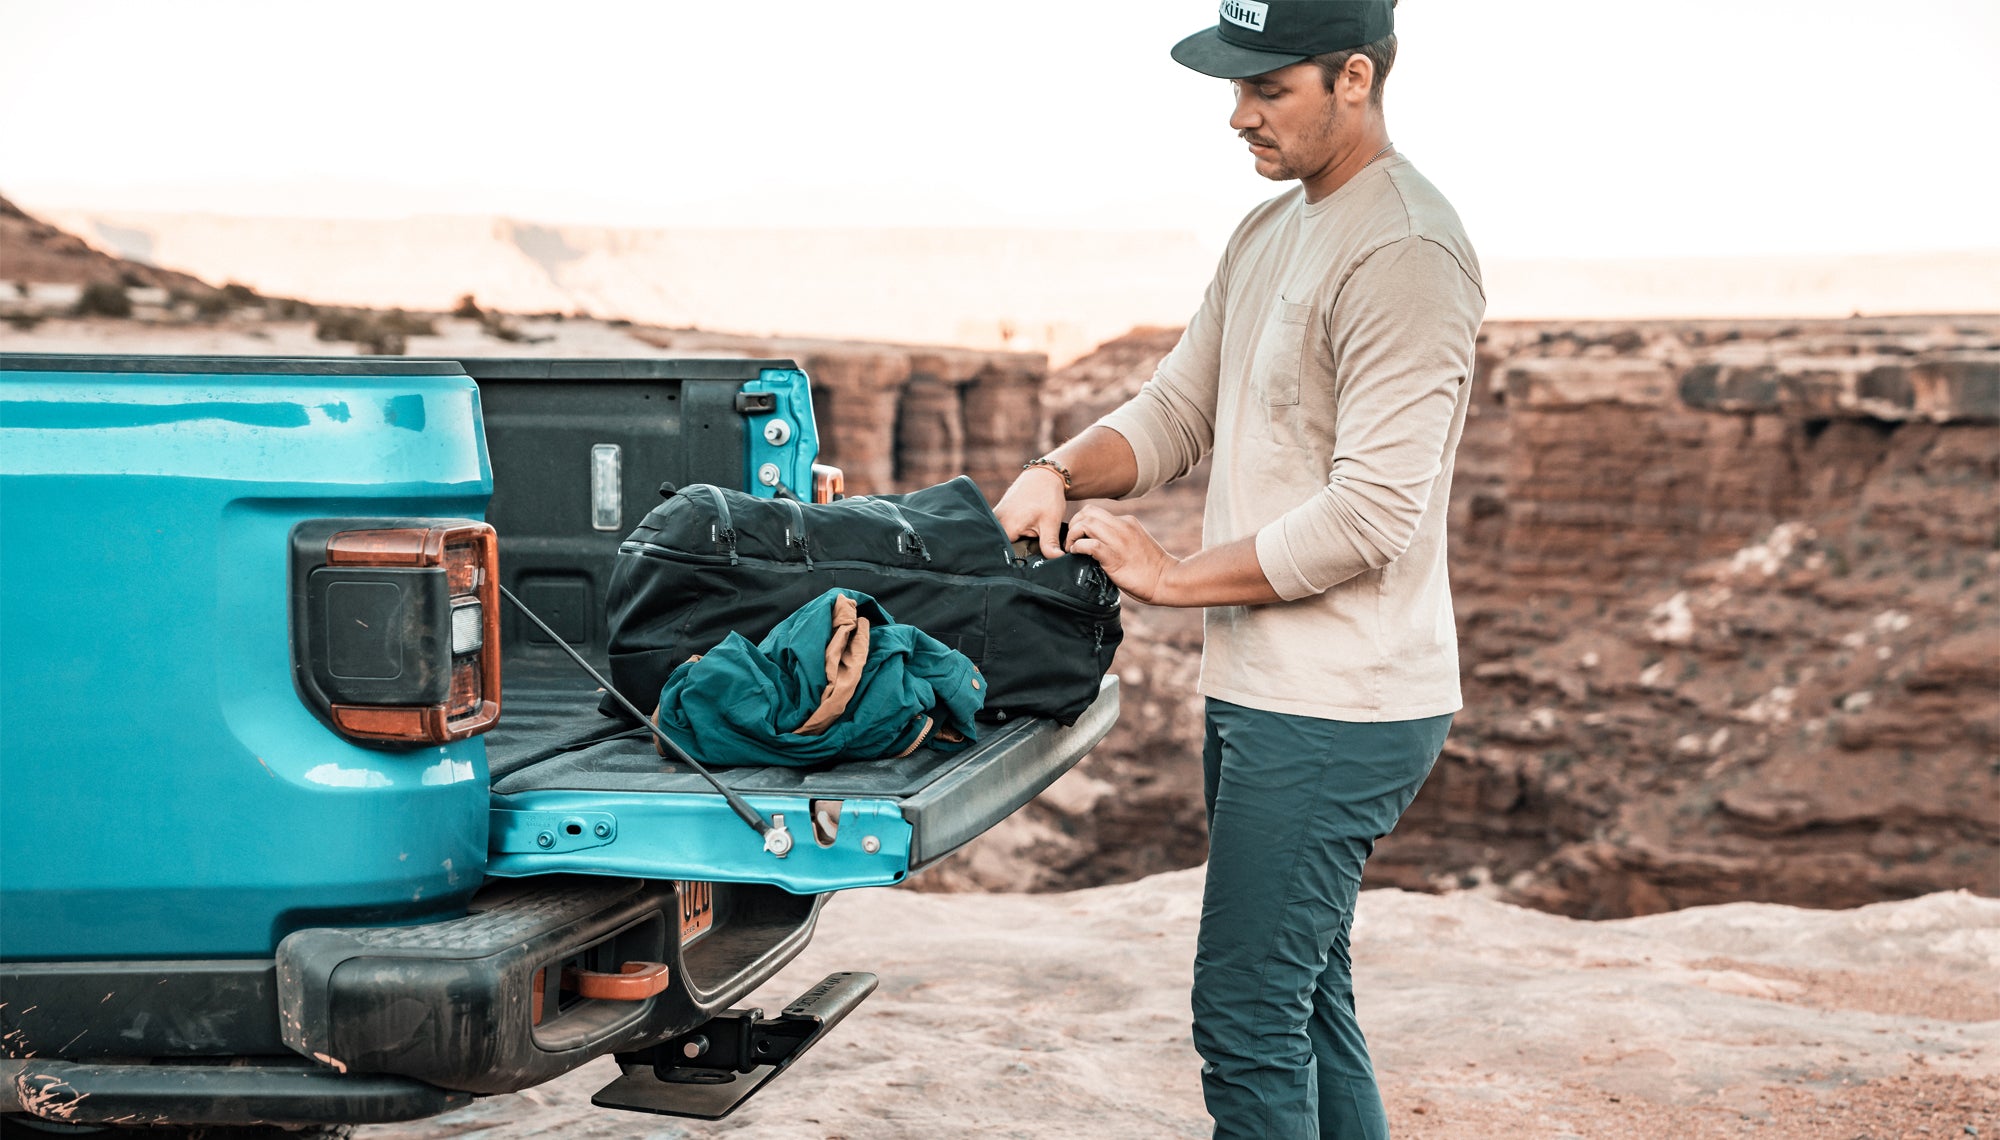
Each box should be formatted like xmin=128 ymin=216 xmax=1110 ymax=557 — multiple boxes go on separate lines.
xmin=605 ymin=475 xmax=1121 ymax=725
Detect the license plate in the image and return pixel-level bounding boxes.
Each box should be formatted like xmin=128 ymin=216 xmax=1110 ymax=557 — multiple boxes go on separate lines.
xmin=677 ymin=880 xmax=714 ymax=943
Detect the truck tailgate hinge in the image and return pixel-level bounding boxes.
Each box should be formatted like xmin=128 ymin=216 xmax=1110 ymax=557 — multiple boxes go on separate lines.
xmin=490 ymin=809 xmax=617 ymax=854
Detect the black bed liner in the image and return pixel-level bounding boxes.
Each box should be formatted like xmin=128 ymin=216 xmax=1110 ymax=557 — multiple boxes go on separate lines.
xmin=495 ymin=704 xmax=1036 ymax=799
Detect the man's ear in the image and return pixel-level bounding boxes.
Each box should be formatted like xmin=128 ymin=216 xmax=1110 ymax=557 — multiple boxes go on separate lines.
xmin=1339 ymin=54 xmax=1375 ymax=104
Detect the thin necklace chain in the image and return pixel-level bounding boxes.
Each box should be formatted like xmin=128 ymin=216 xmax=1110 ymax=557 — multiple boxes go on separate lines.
xmin=1362 ymin=140 xmax=1396 ymax=169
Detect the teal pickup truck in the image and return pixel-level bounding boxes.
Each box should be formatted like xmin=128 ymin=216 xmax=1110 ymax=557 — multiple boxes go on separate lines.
xmin=0 ymin=354 xmax=1118 ymax=1133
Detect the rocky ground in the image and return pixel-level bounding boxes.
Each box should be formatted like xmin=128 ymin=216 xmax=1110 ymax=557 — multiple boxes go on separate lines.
xmin=360 ymin=877 xmax=2000 ymax=1140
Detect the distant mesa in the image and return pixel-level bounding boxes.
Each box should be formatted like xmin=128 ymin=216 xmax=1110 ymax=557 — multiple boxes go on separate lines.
xmin=0 ymin=193 xmax=214 ymax=298
xmin=14 ymin=202 xmax=1221 ymax=365
xmin=13 ymin=193 xmax=1999 ymax=365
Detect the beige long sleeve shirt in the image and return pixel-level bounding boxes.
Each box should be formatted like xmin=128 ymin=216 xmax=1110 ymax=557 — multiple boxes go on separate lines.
xmin=1096 ymin=155 xmax=1484 ymax=721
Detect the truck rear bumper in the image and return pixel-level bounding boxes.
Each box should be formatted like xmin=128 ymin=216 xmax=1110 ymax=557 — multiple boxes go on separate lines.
xmin=278 ymin=875 xmax=820 ymax=1095
xmin=3 ymin=874 xmax=821 ymax=1124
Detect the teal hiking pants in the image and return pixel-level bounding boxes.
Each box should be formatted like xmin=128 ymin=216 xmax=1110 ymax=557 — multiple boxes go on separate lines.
xmin=1194 ymin=698 xmax=1451 ymax=1140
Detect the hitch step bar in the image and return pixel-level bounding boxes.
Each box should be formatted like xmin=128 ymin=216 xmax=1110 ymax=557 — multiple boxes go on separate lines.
xmin=594 ymin=970 xmax=878 ymax=1120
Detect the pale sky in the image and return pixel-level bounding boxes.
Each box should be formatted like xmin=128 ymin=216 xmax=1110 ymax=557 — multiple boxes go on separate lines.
xmin=4 ymin=0 xmax=1996 ymax=260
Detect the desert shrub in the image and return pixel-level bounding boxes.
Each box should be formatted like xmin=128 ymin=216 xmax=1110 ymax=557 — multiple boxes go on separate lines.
xmin=452 ymin=293 xmax=483 ymax=319
xmin=194 ymin=291 xmax=234 ymax=318
xmin=479 ymin=310 xmax=526 ymax=343
xmin=314 ymin=310 xmax=373 ymax=342
xmin=314 ymin=309 xmax=407 ymax=355
xmin=357 ymin=330 xmax=407 ymax=355
xmin=74 ymin=282 xmax=132 ymax=318
xmin=4 ymin=312 xmax=42 ymax=330
xmin=379 ymin=309 xmax=438 ymax=337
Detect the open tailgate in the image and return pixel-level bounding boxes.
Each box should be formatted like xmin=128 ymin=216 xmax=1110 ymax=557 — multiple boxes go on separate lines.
xmin=467 ymin=354 xmax=1117 ymax=894
xmin=484 ymin=677 xmax=1118 ymax=893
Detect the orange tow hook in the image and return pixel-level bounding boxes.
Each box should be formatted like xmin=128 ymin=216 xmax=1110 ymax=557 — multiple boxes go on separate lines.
xmin=561 ymin=961 xmax=672 ymax=1001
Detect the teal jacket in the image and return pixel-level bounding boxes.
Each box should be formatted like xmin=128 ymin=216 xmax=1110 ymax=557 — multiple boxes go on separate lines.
xmin=652 ymin=588 xmax=983 ymax=767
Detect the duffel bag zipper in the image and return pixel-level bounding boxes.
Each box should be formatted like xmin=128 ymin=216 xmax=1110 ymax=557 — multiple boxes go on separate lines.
xmin=696 ymin=484 xmax=740 ymax=566
xmin=877 ymin=500 xmax=931 ymax=563
xmin=1075 ymin=560 xmax=1118 ymax=606
xmin=617 ymin=543 xmax=1117 ymax=615
xmin=781 ymin=497 xmax=814 ymax=570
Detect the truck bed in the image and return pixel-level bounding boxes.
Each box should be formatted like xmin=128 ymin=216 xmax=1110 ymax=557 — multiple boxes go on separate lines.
xmin=470 ymin=355 xmax=1119 ymax=893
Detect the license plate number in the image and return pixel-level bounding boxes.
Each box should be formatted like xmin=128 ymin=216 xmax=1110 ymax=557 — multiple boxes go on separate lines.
xmin=678 ymin=880 xmax=713 ymax=943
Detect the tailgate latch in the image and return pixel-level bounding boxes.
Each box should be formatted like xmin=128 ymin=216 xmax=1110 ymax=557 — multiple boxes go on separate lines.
xmin=761 ymin=813 xmax=795 ymax=857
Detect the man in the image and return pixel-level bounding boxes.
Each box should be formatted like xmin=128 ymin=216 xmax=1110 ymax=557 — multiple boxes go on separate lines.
xmin=992 ymin=2 xmax=1482 ymax=1136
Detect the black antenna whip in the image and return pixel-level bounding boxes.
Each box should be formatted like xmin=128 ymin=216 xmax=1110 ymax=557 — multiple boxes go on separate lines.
xmin=498 ymin=584 xmax=773 ymax=842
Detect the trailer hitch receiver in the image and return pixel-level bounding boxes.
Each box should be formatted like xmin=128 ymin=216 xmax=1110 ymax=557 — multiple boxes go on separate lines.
xmin=593 ymin=970 xmax=878 ymax=1119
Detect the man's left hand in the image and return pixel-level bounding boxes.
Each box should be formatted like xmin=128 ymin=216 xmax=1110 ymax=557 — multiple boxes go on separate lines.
xmin=1064 ymin=505 xmax=1179 ymax=605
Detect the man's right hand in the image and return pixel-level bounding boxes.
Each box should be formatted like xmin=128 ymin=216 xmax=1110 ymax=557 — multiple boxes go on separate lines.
xmin=993 ymin=464 xmax=1070 ymax=560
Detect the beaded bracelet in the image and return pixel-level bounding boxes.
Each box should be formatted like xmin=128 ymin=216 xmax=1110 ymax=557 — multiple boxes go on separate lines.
xmin=1022 ymin=457 xmax=1073 ymax=490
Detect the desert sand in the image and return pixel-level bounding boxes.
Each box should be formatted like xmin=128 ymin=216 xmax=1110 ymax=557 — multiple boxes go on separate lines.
xmin=360 ymin=873 xmax=1997 ymax=1140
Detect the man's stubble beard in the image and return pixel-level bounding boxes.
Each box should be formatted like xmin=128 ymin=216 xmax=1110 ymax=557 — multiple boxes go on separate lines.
xmin=1246 ymin=99 xmax=1345 ymax=184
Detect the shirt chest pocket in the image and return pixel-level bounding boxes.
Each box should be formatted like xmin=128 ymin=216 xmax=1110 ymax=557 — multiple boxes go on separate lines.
xmin=1253 ymin=298 xmax=1310 ymax=407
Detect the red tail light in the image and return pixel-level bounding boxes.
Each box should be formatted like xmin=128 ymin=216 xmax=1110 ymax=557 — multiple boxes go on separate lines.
xmin=291 ymin=519 xmax=501 ymax=747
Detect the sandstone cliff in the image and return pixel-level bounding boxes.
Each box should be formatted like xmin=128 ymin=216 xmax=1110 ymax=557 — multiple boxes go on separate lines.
xmin=919 ymin=316 xmax=2000 ymax=917
xmin=1413 ymin=316 xmax=1999 ymax=916
xmin=630 ymin=326 xmax=1049 ymax=501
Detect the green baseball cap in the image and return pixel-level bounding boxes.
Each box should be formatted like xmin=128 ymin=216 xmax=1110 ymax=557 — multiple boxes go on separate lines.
xmin=1172 ymin=0 xmax=1394 ymax=79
